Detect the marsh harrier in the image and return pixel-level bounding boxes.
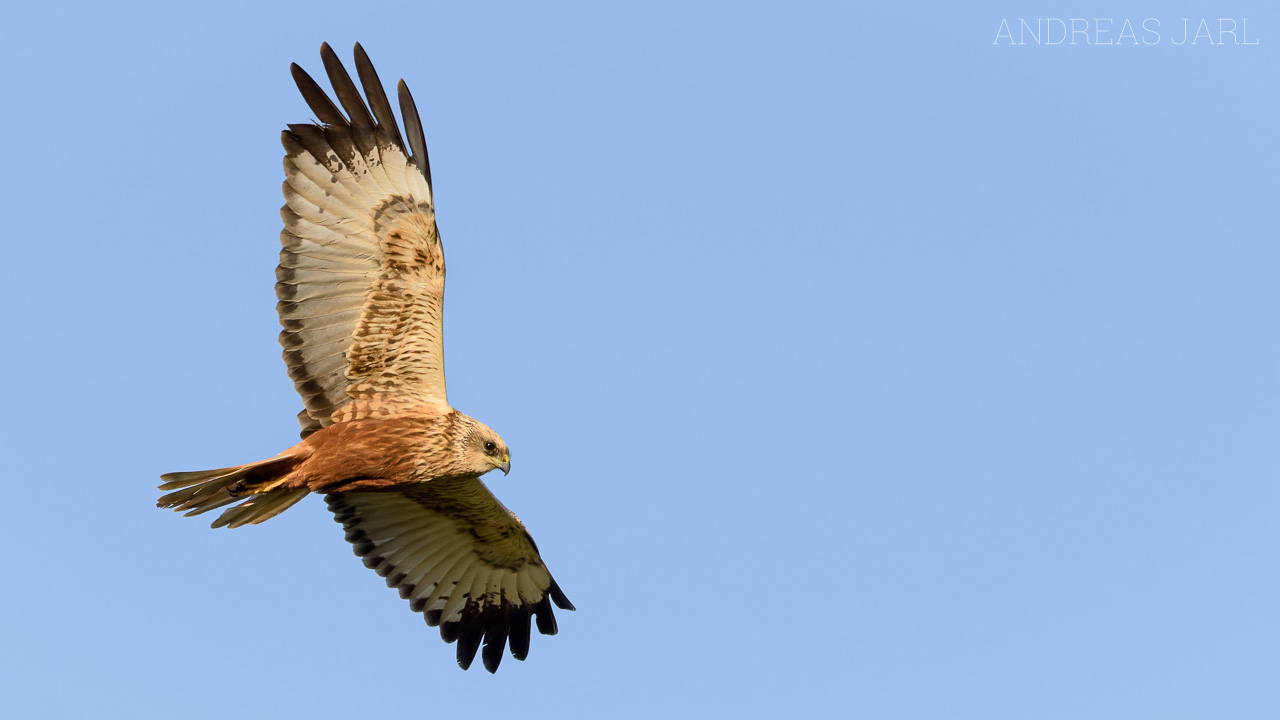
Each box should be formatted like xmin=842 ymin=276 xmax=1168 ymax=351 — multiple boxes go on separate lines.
xmin=158 ymin=43 xmax=573 ymax=673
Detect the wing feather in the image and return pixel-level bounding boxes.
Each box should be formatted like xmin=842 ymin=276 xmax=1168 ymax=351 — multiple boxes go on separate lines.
xmin=289 ymin=62 xmax=347 ymax=127
xmin=277 ymin=322 xmax=353 ymax=351
xmin=277 ymin=299 xmax=365 ymax=323
xmin=286 ymin=125 xmax=383 ymax=208
xmin=440 ymin=564 xmax=482 ymax=621
xmin=319 ymin=43 xmax=376 ymax=133
xmin=318 ymin=43 xmax=403 ymax=199
xmin=279 ymin=307 xmax=363 ymax=331
xmin=280 ymin=177 xmax=384 ymax=238
xmin=326 ymin=480 xmax=573 ymax=673
xmin=411 ymin=544 xmax=475 ymax=605
xmin=279 ymin=45 xmax=448 ymax=437
xmin=397 ymin=81 xmax=431 ymax=188
xmin=280 ymin=208 xmax=373 ymax=254
xmin=281 ymin=243 xmax=373 ymax=270
xmin=354 ymin=43 xmax=406 ymax=154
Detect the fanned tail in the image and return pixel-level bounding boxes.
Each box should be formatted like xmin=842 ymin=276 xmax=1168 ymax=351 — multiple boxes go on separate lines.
xmin=158 ymin=454 xmax=310 ymax=528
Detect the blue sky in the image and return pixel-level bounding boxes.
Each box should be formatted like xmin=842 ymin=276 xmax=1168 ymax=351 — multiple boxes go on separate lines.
xmin=2 ymin=2 xmax=1277 ymax=718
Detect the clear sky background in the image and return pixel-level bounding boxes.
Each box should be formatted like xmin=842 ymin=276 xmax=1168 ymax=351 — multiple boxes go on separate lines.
xmin=2 ymin=2 xmax=1276 ymax=718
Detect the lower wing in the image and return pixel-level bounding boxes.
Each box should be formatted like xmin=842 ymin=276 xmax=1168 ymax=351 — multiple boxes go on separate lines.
xmin=327 ymin=479 xmax=574 ymax=672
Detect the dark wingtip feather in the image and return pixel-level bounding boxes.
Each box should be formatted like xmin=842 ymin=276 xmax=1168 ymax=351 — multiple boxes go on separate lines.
xmin=291 ymin=61 xmax=347 ymax=127
xmin=397 ymin=79 xmax=432 ymax=190
xmin=440 ymin=620 xmax=461 ymax=644
xmin=353 ymin=42 xmax=406 ymax=153
xmin=481 ymin=611 xmax=508 ymax=673
xmin=508 ymin=608 xmax=532 ymax=661
xmin=320 ymin=42 xmax=375 ymax=133
xmin=455 ymin=618 xmax=484 ymax=671
xmin=533 ymin=597 xmax=558 ymax=636
xmin=548 ymin=578 xmax=575 ymax=611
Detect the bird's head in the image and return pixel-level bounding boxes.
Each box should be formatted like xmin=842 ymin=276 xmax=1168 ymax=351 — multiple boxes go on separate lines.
xmin=456 ymin=416 xmax=511 ymax=477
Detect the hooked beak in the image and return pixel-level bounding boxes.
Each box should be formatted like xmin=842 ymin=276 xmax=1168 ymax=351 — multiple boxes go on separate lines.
xmin=496 ymin=454 xmax=511 ymax=476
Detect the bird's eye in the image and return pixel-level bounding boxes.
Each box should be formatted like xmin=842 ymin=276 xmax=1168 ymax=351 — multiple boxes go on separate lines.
xmin=484 ymin=441 xmax=496 ymax=453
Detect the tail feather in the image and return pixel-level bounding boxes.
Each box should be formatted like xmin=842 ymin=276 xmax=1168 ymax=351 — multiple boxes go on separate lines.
xmin=158 ymin=454 xmax=309 ymax=528
xmin=159 ymin=466 xmax=245 ymax=492
xmin=211 ymin=487 xmax=310 ymax=529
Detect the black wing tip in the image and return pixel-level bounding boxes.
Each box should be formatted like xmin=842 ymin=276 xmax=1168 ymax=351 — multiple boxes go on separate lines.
xmin=508 ymin=609 xmax=532 ymax=661
xmin=454 ymin=614 xmax=485 ymax=671
xmin=290 ymin=61 xmax=346 ymax=127
xmin=320 ymin=43 xmax=376 ymax=133
xmin=295 ymin=43 xmax=416 ymax=174
xmin=440 ymin=618 xmax=462 ymax=644
xmin=396 ymin=80 xmax=432 ymax=189
xmin=433 ymin=598 xmax=561 ymax=672
xmin=549 ymin=578 xmax=576 ymax=611
xmin=353 ymin=46 xmax=406 ymax=153
xmin=533 ymin=596 xmax=558 ymax=636
xmin=475 ymin=606 xmax=510 ymax=673
xmin=288 ymin=61 xmax=312 ymax=88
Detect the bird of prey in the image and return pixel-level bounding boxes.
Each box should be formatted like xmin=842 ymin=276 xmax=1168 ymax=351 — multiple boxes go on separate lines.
xmin=158 ymin=43 xmax=573 ymax=673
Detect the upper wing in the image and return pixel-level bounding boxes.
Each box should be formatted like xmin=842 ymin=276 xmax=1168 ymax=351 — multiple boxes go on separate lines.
xmin=278 ymin=43 xmax=449 ymax=438
xmin=327 ymin=481 xmax=575 ymax=673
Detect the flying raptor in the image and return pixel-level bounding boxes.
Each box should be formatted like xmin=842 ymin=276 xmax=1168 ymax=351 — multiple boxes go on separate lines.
xmin=158 ymin=43 xmax=573 ymax=673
